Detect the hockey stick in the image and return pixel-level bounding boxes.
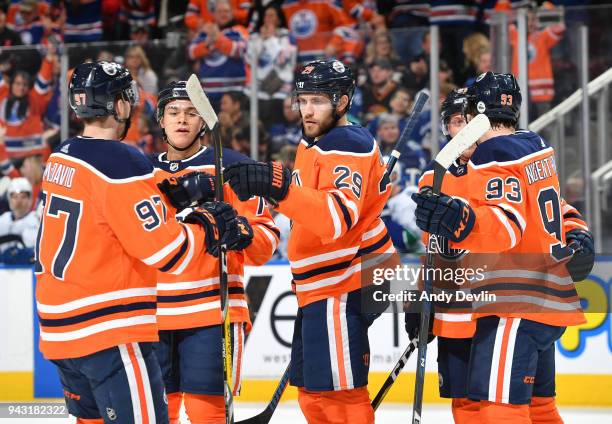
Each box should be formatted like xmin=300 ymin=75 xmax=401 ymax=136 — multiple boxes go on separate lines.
xmin=383 ymin=91 xmax=429 ymax=180
xmin=235 ymin=363 xmax=291 ymax=424
xmin=411 ymin=113 xmax=491 ymax=424
xmin=186 ymin=74 xmax=234 ymax=424
xmin=371 ymin=337 xmax=418 ymax=411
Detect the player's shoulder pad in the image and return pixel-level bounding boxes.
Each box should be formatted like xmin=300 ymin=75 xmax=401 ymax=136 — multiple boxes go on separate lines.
xmin=53 ymin=137 xmax=154 ymax=179
xmin=470 ymin=130 xmax=550 ymax=167
xmin=311 ymin=125 xmax=376 ymax=156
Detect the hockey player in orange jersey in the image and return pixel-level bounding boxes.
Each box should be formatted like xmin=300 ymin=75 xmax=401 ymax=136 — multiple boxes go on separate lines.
xmin=225 ymin=59 xmax=396 ymax=424
xmin=149 ymin=81 xmax=279 ymax=424
xmin=408 ymin=87 xmax=593 ymax=424
xmin=411 ymin=73 xmax=594 ymax=424
xmin=36 ymin=61 xmax=252 ymax=424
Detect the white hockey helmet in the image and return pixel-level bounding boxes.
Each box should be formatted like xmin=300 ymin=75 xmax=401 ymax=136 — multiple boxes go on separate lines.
xmin=8 ymin=177 xmax=32 ymax=195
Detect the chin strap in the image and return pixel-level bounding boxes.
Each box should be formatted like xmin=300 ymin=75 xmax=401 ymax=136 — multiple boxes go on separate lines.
xmin=113 ymin=113 xmax=131 ymax=141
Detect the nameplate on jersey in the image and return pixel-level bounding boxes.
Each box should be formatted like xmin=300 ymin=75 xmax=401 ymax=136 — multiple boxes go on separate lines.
xmin=524 ymin=155 xmax=557 ymax=185
xmin=43 ymin=161 xmax=76 ymax=189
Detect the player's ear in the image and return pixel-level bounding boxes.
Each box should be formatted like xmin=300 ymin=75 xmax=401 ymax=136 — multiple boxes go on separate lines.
xmin=337 ymin=94 xmax=349 ymax=114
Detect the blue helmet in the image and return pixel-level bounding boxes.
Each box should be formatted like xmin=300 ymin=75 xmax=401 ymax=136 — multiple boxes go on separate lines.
xmin=294 ymin=59 xmax=356 ymax=108
xmin=467 ymin=72 xmax=521 ymax=124
xmin=69 ymin=61 xmax=138 ymax=119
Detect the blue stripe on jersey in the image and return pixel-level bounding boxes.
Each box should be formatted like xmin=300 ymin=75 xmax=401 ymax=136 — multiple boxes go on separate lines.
xmin=56 ymin=137 xmax=155 ymax=179
xmin=469 ymin=131 xmax=550 ymax=166
xmin=148 ymin=147 xmax=253 ymax=174
xmin=314 ymin=125 xmax=375 ymax=154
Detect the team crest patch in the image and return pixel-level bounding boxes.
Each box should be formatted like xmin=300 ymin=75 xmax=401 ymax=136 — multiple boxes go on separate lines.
xmin=332 ymin=61 xmax=345 ymax=73
xmin=101 ymin=62 xmax=120 ymax=76
xmin=170 ymin=162 xmax=179 ymax=171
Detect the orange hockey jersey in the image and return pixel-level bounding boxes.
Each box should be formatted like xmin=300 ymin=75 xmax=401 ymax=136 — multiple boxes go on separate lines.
xmin=419 ymin=156 xmax=588 ymax=338
xmin=150 ymin=147 xmax=279 ymax=331
xmin=510 ymin=24 xmax=564 ymax=103
xmin=0 ymin=56 xmax=53 ymax=158
xmin=184 ymin=0 xmax=251 ymax=29
xmin=276 ymin=125 xmax=396 ymax=307
xmin=448 ymin=130 xmax=585 ymax=327
xmin=281 ymin=0 xmax=361 ymax=64
xmin=36 ymin=137 xmax=212 ymax=360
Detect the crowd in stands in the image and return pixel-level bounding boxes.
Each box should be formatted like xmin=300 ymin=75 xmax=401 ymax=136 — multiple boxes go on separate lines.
xmin=0 ymin=0 xmax=607 ymax=262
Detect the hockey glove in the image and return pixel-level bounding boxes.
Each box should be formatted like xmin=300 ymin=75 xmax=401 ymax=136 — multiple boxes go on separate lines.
xmin=224 ymin=161 xmax=291 ymax=203
xmin=565 ymin=229 xmax=595 ymax=282
xmin=183 ymin=202 xmax=238 ymax=257
xmin=158 ymin=171 xmax=216 ymax=210
xmin=404 ymin=312 xmax=435 ymax=343
xmin=411 ymin=191 xmax=475 ymax=243
xmin=225 ymin=216 xmax=254 ymax=252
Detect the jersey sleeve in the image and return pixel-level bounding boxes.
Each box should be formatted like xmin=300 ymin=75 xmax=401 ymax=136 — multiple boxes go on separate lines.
xmin=276 ymin=154 xmax=369 ymax=244
xmin=561 ymin=198 xmax=588 ymax=232
xmin=214 ymin=26 xmax=248 ymax=58
xmin=226 ymin=187 xmax=279 ymax=265
xmin=30 ymin=56 xmax=53 ymax=112
xmin=451 ymin=165 xmax=527 ymax=253
xmin=542 ymin=25 xmax=564 ymax=49
xmin=103 ymin=177 xmax=208 ymax=275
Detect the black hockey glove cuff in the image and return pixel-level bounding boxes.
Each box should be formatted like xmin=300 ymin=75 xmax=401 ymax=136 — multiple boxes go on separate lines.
xmin=183 ymin=202 xmax=237 ymax=257
xmin=158 ymin=171 xmax=216 ymax=210
xmin=411 ymin=191 xmax=475 ymax=243
xmin=224 ymin=161 xmax=291 ymax=203
xmin=565 ymin=229 xmax=595 ymax=282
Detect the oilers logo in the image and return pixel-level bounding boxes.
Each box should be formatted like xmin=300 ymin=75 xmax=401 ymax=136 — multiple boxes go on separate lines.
xmin=428 ymin=234 xmax=467 ymax=261
xmin=290 ymin=10 xmax=318 ymax=39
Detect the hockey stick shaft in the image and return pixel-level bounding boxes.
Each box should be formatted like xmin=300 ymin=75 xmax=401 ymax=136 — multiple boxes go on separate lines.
xmin=186 ymin=74 xmax=234 ymax=424
xmin=236 ymin=363 xmax=291 ymax=424
xmin=384 ymin=91 xmax=429 ymax=179
xmin=371 ymin=338 xmax=418 ymax=411
xmin=411 ymin=114 xmax=490 ymax=424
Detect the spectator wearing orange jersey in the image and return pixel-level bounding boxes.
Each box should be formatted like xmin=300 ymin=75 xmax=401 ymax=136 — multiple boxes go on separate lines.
xmin=184 ymin=0 xmax=251 ymax=30
xmin=281 ymin=0 xmax=360 ymax=65
xmin=510 ymin=6 xmax=565 ymax=120
xmin=122 ymin=85 xmax=157 ymax=149
xmin=0 ymin=48 xmax=55 ymax=158
xmin=6 ymin=0 xmax=49 ymax=45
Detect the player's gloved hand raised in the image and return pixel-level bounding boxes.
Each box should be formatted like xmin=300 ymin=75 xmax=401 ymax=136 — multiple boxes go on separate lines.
xmin=225 ymin=216 xmax=254 ymax=252
xmin=404 ymin=312 xmax=435 ymax=343
xmin=224 ymin=161 xmax=291 ymax=204
xmin=565 ymin=229 xmax=595 ymax=282
xmin=158 ymin=171 xmax=216 ymax=210
xmin=411 ymin=189 xmax=475 ymax=243
xmin=182 ymin=202 xmax=237 ymax=257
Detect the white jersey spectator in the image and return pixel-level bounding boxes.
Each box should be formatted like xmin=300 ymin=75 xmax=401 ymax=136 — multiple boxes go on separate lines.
xmin=0 ymin=177 xmax=39 ymax=255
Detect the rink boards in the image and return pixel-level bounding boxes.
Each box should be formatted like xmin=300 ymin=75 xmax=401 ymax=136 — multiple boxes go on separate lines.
xmin=1 ymin=260 xmax=611 ymax=406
